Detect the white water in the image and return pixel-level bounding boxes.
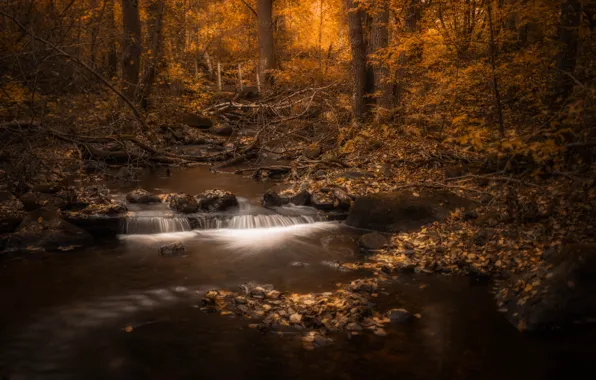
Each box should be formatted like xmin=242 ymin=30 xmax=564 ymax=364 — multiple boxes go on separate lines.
xmin=218 ymin=214 xmax=320 ymax=229
xmin=124 ymin=216 xmax=191 ymax=234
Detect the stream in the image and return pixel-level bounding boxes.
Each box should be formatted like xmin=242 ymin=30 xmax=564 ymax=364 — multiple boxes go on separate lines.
xmin=1 ymin=167 xmax=595 ymax=380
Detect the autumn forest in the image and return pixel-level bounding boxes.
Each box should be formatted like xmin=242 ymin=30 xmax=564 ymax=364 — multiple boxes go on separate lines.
xmin=0 ymin=0 xmax=595 ymax=378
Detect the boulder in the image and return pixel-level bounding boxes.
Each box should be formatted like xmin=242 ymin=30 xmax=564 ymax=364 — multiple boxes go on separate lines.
xmin=346 ymin=190 xmax=474 ymax=233
xmin=303 ymin=144 xmax=322 ymax=160
xmin=6 ymin=207 xmax=93 ymax=252
xmin=496 ymin=244 xmax=596 ymax=331
xmin=331 ymin=188 xmax=353 ymax=210
xmin=159 ymin=242 xmax=185 ymax=257
xmin=358 ymin=232 xmax=388 ymax=251
xmin=180 ymin=112 xmax=214 ymax=129
xmin=290 ymin=190 xmax=311 ymax=206
xmin=262 ymin=190 xmax=289 ymax=208
xmin=126 ymin=189 xmax=161 ymax=204
xmin=197 ymin=190 xmax=238 ymax=212
xmin=311 ymin=191 xmax=335 ymax=211
xmin=167 ymin=193 xmax=200 ymax=213
xmin=31 ymin=183 xmax=64 ymax=194
xmin=209 ymin=125 xmax=233 ymax=136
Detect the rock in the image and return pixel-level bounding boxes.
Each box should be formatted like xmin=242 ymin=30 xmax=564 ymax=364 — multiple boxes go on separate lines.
xmin=262 ymin=190 xmax=289 ymax=208
xmin=290 ymin=190 xmax=311 ymax=206
xmin=358 ymin=232 xmax=388 ymax=251
xmin=31 ymin=183 xmax=63 ymax=194
xmin=209 ymin=125 xmax=233 ymax=136
xmin=311 ymin=191 xmax=335 ymax=211
xmin=387 ymin=308 xmax=412 ymax=323
xmin=6 ymin=207 xmax=93 ymax=252
xmin=159 ymin=242 xmax=185 ymax=257
xmin=19 ymin=192 xmax=66 ymax=211
xmin=197 ymin=189 xmax=238 ymax=212
xmin=464 ymin=209 xmax=479 ymax=220
xmin=346 ymin=190 xmax=474 ymax=233
xmin=167 ymin=193 xmax=200 ymax=213
xmin=126 ymin=189 xmax=161 ymax=204
xmin=497 ymin=244 xmax=596 ymax=331
xmin=314 ymin=170 xmax=327 ymax=180
xmin=303 ymin=144 xmax=322 ymax=160
xmin=331 ymin=188 xmax=353 ymax=210
xmin=0 ymin=197 xmax=25 ymax=234
xmin=180 ymin=112 xmax=214 ymax=129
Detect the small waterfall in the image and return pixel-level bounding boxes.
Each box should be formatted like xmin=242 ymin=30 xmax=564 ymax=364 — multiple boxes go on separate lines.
xmin=124 ymin=216 xmax=191 ymax=234
xmin=217 ymin=214 xmax=321 ymax=229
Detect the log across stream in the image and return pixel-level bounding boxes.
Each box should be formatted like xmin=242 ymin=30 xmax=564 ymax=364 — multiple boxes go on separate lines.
xmin=0 ymin=166 xmax=595 ymax=380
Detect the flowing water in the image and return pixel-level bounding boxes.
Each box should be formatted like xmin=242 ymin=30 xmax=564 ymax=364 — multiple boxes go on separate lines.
xmin=1 ymin=166 xmax=595 ymax=380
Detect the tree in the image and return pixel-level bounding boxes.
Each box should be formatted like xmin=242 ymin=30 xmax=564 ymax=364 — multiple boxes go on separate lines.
xmin=121 ymin=0 xmax=142 ymax=100
xmin=552 ymin=0 xmax=582 ymax=104
xmin=345 ymin=0 xmax=368 ymax=120
xmin=139 ymin=0 xmax=166 ymax=108
xmin=370 ymin=0 xmax=391 ymax=120
xmin=257 ymin=0 xmax=276 ymax=85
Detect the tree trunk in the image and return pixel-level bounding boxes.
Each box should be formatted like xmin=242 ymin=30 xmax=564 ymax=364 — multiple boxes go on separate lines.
xmin=345 ymin=0 xmax=367 ymax=120
xmin=371 ymin=0 xmax=391 ymax=121
xmin=552 ymin=0 xmax=581 ymax=104
xmin=121 ymin=0 xmax=142 ymax=100
xmin=257 ymin=0 xmax=276 ymax=85
xmin=395 ymin=0 xmax=421 ymax=111
xmin=138 ymin=0 xmax=165 ymax=109
xmin=106 ymin=0 xmax=118 ymax=79
xmin=487 ymin=0 xmax=505 ymax=137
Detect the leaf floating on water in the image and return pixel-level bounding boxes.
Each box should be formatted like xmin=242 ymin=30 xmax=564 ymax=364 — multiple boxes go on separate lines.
xmin=37 ymin=216 xmax=43 ymax=223
xmin=220 ymin=311 xmax=233 ymax=316
xmin=123 ymin=325 xmax=134 ymax=333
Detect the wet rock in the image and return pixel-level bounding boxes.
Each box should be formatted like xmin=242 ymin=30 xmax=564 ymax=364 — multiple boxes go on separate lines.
xmin=349 ymin=279 xmax=378 ymax=294
xmin=303 ymin=144 xmax=322 ymax=160
xmin=387 ymin=308 xmax=412 ymax=323
xmin=346 ymin=190 xmax=474 ymax=233
xmin=496 ymin=244 xmax=596 ymax=331
xmin=159 ymin=242 xmax=185 ymax=257
xmin=180 ymin=112 xmax=214 ymax=129
xmin=290 ymin=190 xmax=311 ymax=206
xmin=167 ymin=193 xmax=200 ymax=213
xmin=311 ymin=191 xmax=335 ymax=211
xmin=126 ymin=189 xmax=161 ymax=204
xmin=209 ymin=125 xmax=233 ymax=136
xmin=262 ymin=190 xmax=289 ymax=208
xmin=332 ymin=188 xmax=353 ymax=210
xmin=6 ymin=207 xmax=93 ymax=252
xmin=197 ymin=189 xmax=238 ymax=212
xmin=358 ymin=232 xmax=388 ymax=251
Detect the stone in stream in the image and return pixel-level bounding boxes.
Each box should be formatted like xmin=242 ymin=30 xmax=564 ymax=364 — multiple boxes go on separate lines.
xmin=310 ymin=190 xmax=335 ymax=211
xmin=496 ymin=244 xmax=596 ymax=332
xmin=126 ymin=189 xmax=161 ymax=204
xmin=387 ymin=308 xmax=413 ymax=323
xmin=358 ymin=232 xmax=388 ymax=251
xmin=346 ymin=190 xmax=474 ymax=233
xmin=331 ymin=188 xmax=353 ymax=210
xmin=290 ymin=190 xmax=311 ymax=206
xmin=197 ymin=189 xmax=238 ymax=212
xmin=159 ymin=241 xmax=185 ymax=257
xmin=6 ymin=206 xmax=93 ymax=252
xmin=262 ymin=190 xmax=289 ymax=208
xmin=167 ymin=193 xmax=200 ymax=213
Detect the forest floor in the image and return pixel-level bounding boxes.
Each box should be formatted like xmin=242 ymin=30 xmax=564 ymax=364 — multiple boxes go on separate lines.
xmin=1 ymin=87 xmax=595 ymax=336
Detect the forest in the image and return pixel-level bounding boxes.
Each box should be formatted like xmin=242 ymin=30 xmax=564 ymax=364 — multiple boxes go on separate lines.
xmin=0 ymin=0 xmax=595 ymax=379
